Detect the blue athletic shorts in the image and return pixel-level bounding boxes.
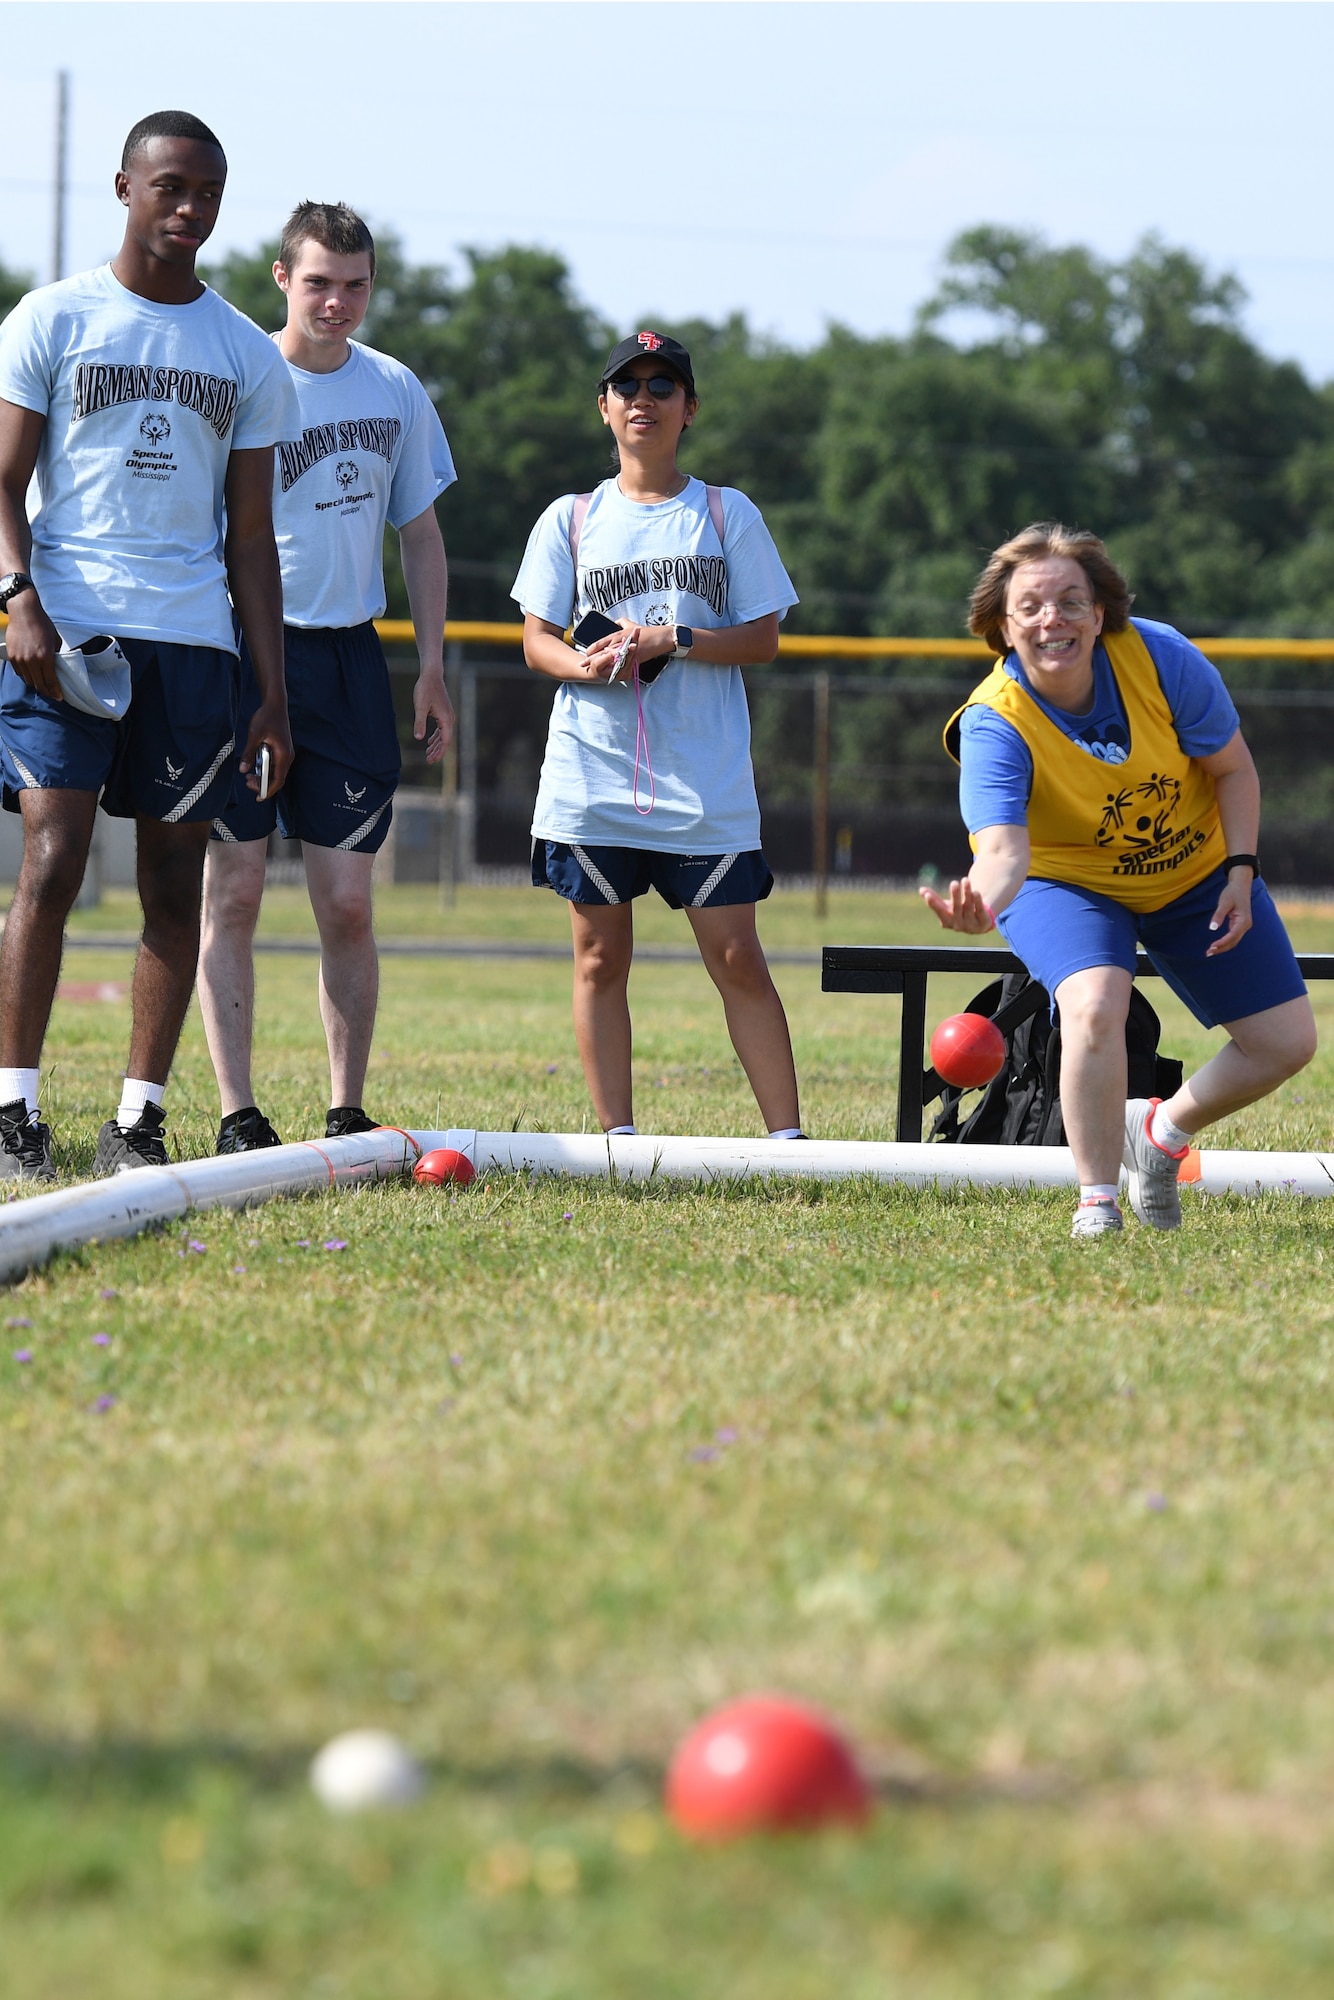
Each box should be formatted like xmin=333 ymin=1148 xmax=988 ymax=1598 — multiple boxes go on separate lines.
xmin=0 ymin=638 xmax=239 ymax=823
xmin=211 ymin=621 xmax=400 ymax=853
xmin=533 ymin=840 xmax=774 ymax=910
xmin=997 ymin=869 xmax=1308 ymax=1028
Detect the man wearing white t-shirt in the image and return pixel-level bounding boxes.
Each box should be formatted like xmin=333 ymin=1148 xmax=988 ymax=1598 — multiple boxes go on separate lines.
xmin=0 ymin=110 xmax=297 ymax=1179
xmin=198 ymin=203 xmax=455 ymax=1151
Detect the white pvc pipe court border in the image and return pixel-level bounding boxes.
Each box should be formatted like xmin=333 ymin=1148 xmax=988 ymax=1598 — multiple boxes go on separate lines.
xmin=0 ymin=1127 xmax=1328 ymax=1286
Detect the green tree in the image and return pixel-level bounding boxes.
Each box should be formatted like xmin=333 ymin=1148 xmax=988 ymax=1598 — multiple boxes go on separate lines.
xmin=0 ymin=258 xmax=35 ymax=322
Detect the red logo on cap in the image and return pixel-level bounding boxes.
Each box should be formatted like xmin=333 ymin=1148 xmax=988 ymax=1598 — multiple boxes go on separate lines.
xmin=637 ymin=331 xmax=664 ymax=352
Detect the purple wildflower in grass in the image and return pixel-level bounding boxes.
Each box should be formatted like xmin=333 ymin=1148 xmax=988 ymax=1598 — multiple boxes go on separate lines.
xmin=92 ymin=1333 xmax=110 ymax=1347
xmin=13 ymin=1349 xmax=31 ymax=1363
xmin=100 ymin=1288 xmax=117 ymax=1300
xmin=1146 ymin=1492 xmax=1168 ymax=1513
xmin=6 ymin=1317 xmax=31 ymax=1328
xmin=690 ymin=1446 xmax=717 ymax=1463
xmin=562 ymin=1212 xmax=573 ymax=1222
xmin=93 ymin=1394 xmax=116 ymax=1413
xmin=188 ymin=1240 xmax=206 ymax=1254
xmin=449 ymin=1354 xmax=462 ymax=1368
xmin=323 ymin=1239 xmax=347 ymax=1252
xmin=232 ymin=1264 xmax=247 ymax=1275
xmin=296 ymin=1239 xmax=310 ymax=1249
xmin=716 ymin=1427 xmax=738 ymax=1445
xmin=546 ymin=1065 xmax=558 ymax=1074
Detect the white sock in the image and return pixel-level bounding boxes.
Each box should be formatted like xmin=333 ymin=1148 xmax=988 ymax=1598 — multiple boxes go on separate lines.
xmin=768 ymin=1127 xmax=807 ymax=1140
xmin=1080 ymin=1184 xmax=1120 ymax=1205
xmin=0 ymin=1067 xmax=40 ymax=1124
xmin=117 ymin=1078 xmax=165 ymax=1128
xmin=607 ymin=1124 xmax=636 ymax=1137
xmin=1149 ymin=1105 xmax=1193 ymax=1154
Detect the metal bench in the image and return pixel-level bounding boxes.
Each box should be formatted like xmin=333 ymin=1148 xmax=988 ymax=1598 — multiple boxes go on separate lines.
xmin=822 ymin=944 xmax=1334 ymax=1143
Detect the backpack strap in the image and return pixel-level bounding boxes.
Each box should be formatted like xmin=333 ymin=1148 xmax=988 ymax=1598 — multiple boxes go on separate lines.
xmin=568 ymin=492 xmax=593 ymax=570
xmin=705 ymin=483 xmax=725 ymax=545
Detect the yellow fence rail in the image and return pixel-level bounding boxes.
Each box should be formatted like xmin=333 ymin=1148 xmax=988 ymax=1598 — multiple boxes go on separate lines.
xmin=375 ymin=620 xmax=1334 ymax=663
xmin=4 ymin=611 xmax=1334 ymax=662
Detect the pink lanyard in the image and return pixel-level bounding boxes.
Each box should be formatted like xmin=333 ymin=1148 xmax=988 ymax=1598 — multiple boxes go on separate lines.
xmin=631 ymin=657 xmax=655 ymax=816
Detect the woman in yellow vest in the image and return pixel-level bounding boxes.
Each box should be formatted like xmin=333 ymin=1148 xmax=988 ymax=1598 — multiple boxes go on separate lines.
xmin=922 ymin=522 xmax=1315 ymax=1239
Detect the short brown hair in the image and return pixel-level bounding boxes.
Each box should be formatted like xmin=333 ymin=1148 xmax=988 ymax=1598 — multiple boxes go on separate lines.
xmin=968 ymin=523 xmax=1134 ymax=654
xmin=277 ymin=201 xmax=376 ymax=281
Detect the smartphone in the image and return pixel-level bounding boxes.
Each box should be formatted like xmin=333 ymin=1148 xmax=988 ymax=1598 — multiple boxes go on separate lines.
xmin=256 ymin=743 xmax=272 ymax=803
xmin=572 ymin=609 xmax=621 ymax=651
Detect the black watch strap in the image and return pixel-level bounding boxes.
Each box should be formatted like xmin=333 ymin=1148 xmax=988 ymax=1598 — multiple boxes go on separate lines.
xmin=1222 ymin=853 xmax=1260 ymax=878
xmin=0 ymin=572 xmax=34 ymax=611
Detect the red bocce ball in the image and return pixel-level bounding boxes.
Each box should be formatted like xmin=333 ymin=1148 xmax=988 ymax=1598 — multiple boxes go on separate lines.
xmin=666 ymin=1695 xmax=873 ymax=1840
xmin=929 ymin=1011 xmax=1006 ymax=1090
xmin=413 ymin=1147 xmax=476 ymax=1187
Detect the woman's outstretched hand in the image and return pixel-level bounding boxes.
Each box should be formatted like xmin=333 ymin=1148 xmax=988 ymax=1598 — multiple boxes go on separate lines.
xmin=918 ymin=878 xmax=996 ymax=934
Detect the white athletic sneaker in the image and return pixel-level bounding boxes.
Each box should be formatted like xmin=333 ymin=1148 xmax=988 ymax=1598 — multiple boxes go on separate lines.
xmin=1070 ymin=1197 xmax=1124 ymax=1240
xmin=1122 ymin=1097 xmax=1187 ymax=1230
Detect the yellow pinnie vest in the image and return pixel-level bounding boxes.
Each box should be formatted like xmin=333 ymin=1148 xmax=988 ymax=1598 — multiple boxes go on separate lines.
xmin=944 ymin=624 xmax=1226 ymax=914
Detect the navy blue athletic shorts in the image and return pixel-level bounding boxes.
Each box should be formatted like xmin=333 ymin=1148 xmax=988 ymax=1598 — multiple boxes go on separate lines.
xmin=0 ymin=638 xmax=239 ymax=823
xmin=212 ymin=621 xmax=400 ymax=853
xmin=533 ymin=840 xmax=774 ymax=910
xmin=997 ymin=868 xmax=1308 ymax=1028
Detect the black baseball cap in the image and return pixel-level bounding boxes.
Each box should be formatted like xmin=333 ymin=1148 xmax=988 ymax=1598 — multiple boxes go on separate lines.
xmin=600 ymin=330 xmax=695 ymax=394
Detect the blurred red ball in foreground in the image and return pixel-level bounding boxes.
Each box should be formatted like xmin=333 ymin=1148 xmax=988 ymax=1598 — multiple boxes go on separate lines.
xmin=666 ymin=1696 xmax=872 ymax=1839
xmin=930 ymin=1011 xmax=1006 ymax=1089
xmin=413 ymin=1148 xmax=476 ymax=1187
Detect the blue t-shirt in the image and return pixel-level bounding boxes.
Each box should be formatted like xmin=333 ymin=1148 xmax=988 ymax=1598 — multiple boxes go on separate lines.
xmin=958 ymin=619 xmax=1240 ymax=833
xmin=512 ymin=476 xmax=798 ymax=852
xmin=272 ymin=339 xmax=456 ymax=628
xmin=0 ymin=265 xmax=299 ymax=653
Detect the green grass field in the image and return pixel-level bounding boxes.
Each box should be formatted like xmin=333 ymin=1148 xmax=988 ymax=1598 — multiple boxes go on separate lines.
xmin=4 ymin=884 xmax=1334 ymax=1998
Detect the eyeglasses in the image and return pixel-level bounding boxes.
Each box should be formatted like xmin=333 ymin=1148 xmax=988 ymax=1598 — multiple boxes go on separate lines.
xmin=606 ymin=374 xmax=684 ymax=401
xmin=1009 ymin=594 xmax=1097 ymax=626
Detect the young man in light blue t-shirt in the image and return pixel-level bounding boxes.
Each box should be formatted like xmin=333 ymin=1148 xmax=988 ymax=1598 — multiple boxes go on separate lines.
xmin=197 ymin=203 xmax=455 ymax=1152
xmin=0 ymin=110 xmax=297 ymax=1179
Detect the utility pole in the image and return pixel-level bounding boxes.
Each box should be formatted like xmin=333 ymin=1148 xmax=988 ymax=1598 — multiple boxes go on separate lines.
xmin=51 ymin=70 xmax=69 ymax=284
xmin=812 ymin=669 xmax=830 ymax=919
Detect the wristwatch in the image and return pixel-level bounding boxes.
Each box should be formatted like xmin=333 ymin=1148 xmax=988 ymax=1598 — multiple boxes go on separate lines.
xmin=0 ymin=572 xmax=34 ymax=611
xmin=671 ymin=624 xmax=694 ymax=660
xmin=1222 ymin=853 xmax=1260 ymax=878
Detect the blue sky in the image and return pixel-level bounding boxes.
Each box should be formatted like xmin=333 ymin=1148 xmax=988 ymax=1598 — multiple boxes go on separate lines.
xmin=7 ymin=2 xmax=1334 ymax=377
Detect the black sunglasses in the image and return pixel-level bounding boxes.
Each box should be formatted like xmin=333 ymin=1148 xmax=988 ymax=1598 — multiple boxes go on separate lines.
xmin=605 ymin=373 xmax=684 ymax=401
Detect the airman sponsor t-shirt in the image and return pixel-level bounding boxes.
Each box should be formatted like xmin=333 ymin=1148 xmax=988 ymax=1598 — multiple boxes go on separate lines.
xmin=272 ymin=339 xmax=456 ymax=628
xmin=0 ymin=264 xmax=299 ymax=653
xmin=512 ymin=477 xmax=798 ymax=853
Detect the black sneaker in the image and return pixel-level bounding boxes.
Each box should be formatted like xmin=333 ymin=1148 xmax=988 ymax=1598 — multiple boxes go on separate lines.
xmin=94 ymin=1103 xmax=170 ymax=1175
xmin=0 ymin=1098 xmax=55 ymax=1182
xmin=325 ymin=1105 xmax=379 ymax=1138
xmin=216 ymin=1105 xmax=282 ymax=1154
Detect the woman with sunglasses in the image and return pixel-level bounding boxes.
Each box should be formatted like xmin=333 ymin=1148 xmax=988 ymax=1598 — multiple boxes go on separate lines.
xmin=512 ymin=330 xmax=806 ymax=1141
xmin=922 ymin=521 xmax=1314 ymax=1239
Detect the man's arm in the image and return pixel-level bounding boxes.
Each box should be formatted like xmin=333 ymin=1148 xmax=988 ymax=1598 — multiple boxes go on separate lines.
xmin=223 ymin=446 xmax=293 ymax=794
xmin=0 ymin=400 xmax=63 ymax=700
xmin=398 ymin=503 xmax=453 ymax=764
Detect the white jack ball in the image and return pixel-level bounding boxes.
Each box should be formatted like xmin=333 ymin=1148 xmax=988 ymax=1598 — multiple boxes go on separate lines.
xmin=310 ymin=1729 xmax=424 ymax=1812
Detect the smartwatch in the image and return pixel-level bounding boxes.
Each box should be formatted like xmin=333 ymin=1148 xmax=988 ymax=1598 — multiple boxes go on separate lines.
xmin=0 ymin=572 xmax=34 ymax=611
xmin=671 ymin=625 xmax=694 ymax=660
